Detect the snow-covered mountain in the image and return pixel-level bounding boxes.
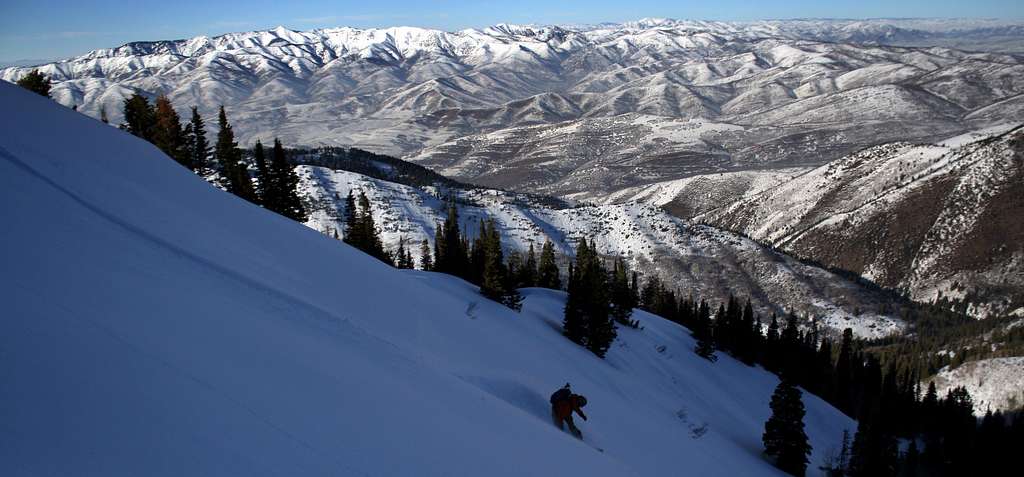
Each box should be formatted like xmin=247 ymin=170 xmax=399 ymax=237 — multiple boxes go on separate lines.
xmin=1 ymin=78 xmax=861 ymax=476
xmin=296 ymin=164 xmax=905 ymax=339
xmin=2 ymin=19 xmax=1022 ymax=201
xmin=694 ymin=125 xmax=1024 ymax=319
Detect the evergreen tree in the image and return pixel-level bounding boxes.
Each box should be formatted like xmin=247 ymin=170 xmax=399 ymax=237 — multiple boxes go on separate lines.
xmin=434 ymin=198 xmax=468 ymax=279
xmin=343 ymin=191 xmax=358 ymax=242
xmin=16 ymin=70 xmax=51 ymax=97
xmin=184 ymin=107 xmax=211 ymax=174
xmin=395 ymin=237 xmax=415 ymax=269
xmin=848 ymin=415 xmax=898 ymax=477
xmin=780 ymin=313 xmax=801 ymax=381
xmin=266 ymin=138 xmax=307 ymax=221
xmin=762 ymin=313 xmax=780 ymax=371
xmin=518 ymin=244 xmax=538 ymax=288
xmin=151 ymin=95 xmax=190 ymax=169
xmin=835 ymin=328 xmax=855 ymax=417
xmin=563 ymin=260 xmax=586 ymax=346
xmin=562 ymin=239 xmax=616 ymax=356
xmin=763 ymin=379 xmax=812 ymax=477
xmin=214 ymin=106 xmax=256 ymax=201
xmin=479 ymin=220 xmax=516 ymax=308
xmin=419 ymin=239 xmax=433 ymax=271
xmin=537 ymin=239 xmax=561 ymax=289
xmin=693 ymin=299 xmax=717 ymax=361
xmin=121 ymin=93 xmax=155 ymax=140
xmin=640 ymin=276 xmax=662 ymax=311
xmin=738 ymin=299 xmax=757 ymax=365
xmin=609 ymin=257 xmax=636 ymax=327
xmin=348 ymin=191 xmax=390 ymax=264
xmin=252 ymin=140 xmax=270 ymax=204
xmin=100 ymin=105 xmax=109 ymax=124
xmin=824 ymin=429 xmax=852 ymax=477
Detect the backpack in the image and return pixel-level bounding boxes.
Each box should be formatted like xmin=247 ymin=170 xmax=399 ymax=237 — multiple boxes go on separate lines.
xmin=550 ymin=386 xmax=572 ymax=404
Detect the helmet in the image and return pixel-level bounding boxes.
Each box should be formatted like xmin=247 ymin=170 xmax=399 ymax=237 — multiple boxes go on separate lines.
xmin=576 ymin=395 xmax=587 ymax=407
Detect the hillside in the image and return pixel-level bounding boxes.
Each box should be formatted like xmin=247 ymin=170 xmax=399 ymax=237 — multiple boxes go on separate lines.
xmin=297 ymin=163 xmax=906 ymax=339
xmin=0 ymin=77 xmax=857 ymax=475
xmin=696 ymin=125 xmax=1024 ymax=319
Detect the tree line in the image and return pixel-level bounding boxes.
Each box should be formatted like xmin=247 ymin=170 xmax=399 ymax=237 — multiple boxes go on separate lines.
xmin=634 ymin=279 xmax=1024 ymax=477
xmin=119 ymin=94 xmax=307 ymax=222
xmin=14 ymin=70 xmax=307 ymax=222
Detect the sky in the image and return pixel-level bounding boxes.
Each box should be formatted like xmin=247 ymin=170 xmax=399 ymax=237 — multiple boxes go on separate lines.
xmin=1 ymin=0 xmax=1022 ymax=62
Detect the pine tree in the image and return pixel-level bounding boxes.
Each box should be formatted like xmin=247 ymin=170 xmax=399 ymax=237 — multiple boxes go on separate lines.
xmin=434 ymin=198 xmax=467 ymax=279
xmin=563 ymin=260 xmax=586 ymax=345
xmin=579 ymin=240 xmax=615 ymax=356
xmin=641 ymin=276 xmax=662 ymax=311
xmin=151 ymin=95 xmax=191 ymax=169
xmin=100 ymin=105 xmax=109 ymax=124
xmin=214 ymin=106 xmax=256 ymax=201
xmin=343 ymin=191 xmax=358 ymax=243
xmin=609 ymin=257 xmax=636 ymax=327
xmin=16 ymin=70 xmax=51 ymax=97
xmin=350 ymin=191 xmax=390 ymax=264
xmin=780 ymin=313 xmax=801 ymax=381
xmin=185 ymin=107 xmax=211 ymax=174
xmin=693 ymin=299 xmax=717 ymax=362
xmin=267 ymin=138 xmax=307 ymax=221
xmin=419 ymin=239 xmax=433 ymax=271
xmin=835 ymin=328 xmax=855 ymax=417
xmin=519 ymin=244 xmax=538 ymax=287
xmin=739 ymin=299 xmax=756 ymax=365
xmin=763 ymin=379 xmax=812 ymax=477
xmin=848 ymin=415 xmax=898 ymax=477
xmin=562 ymin=239 xmax=616 ymax=355
xmin=121 ymin=94 xmax=155 ymax=140
xmin=477 ymin=220 xmax=521 ymax=310
xmin=252 ymin=140 xmax=270 ymax=204
xmin=765 ymin=313 xmax=781 ymax=372
xmin=537 ymin=239 xmax=561 ymax=289
xmin=479 ymin=220 xmax=506 ymax=300
xmin=395 ymin=237 xmax=415 ymax=269
xmin=823 ymin=429 xmax=856 ymax=474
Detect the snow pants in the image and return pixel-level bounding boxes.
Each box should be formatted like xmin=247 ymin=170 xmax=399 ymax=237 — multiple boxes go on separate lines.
xmin=552 ymin=408 xmax=582 ymax=439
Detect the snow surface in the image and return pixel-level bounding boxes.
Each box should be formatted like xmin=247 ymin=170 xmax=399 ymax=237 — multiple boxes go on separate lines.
xmin=930 ymin=357 xmax=1024 ymax=415
xmin=0 ymin=82 xmax=855 ymax=475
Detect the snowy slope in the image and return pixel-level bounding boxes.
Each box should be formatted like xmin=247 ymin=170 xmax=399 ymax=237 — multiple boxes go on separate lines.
xmin=299 ymin=166 xmax=905 ymax=339
xmin=930 ymin=357 xmax=1024 ymax=415
xmin=698 ymin=125 xmax=1024 ymax=318
xmin=0 ymin=82 xmax=856 ymax=475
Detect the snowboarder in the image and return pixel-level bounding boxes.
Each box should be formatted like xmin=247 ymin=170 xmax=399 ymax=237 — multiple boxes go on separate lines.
xmin=550 ymin=383 xmax=588 ymax=439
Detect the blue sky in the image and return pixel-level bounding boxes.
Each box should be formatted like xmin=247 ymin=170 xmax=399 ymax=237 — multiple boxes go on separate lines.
xmin=1 ymin=0 xmax=1022 ymax=62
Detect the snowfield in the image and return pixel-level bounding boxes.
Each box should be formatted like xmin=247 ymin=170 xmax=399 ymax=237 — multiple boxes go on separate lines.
xmin=0 ymin=82 xmax=856 ymax=474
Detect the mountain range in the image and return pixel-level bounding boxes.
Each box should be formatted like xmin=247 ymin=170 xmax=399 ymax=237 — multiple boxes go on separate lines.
xmin=2 ymin=19 xmax=1022 ymax=202
xmin=3 ymin=18 xmax=1020 ymax=317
